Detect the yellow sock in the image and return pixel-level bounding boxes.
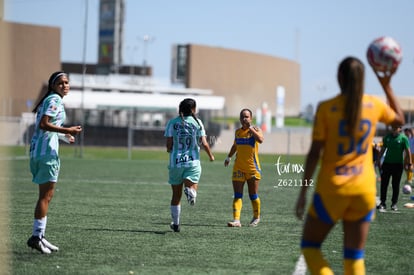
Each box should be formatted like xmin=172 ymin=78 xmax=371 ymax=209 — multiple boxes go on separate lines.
xmin=407 ymin=170 xmax=413 ymax=181
xmin=344 ymin=258 xmax=365 ymax=275
xmin=251 ymin=197 xmax=261 ymax=218
xmin=302 ymin=248 xmax=333 ymax=275
xmin=232 ymin=198 xmax=242 ymax=221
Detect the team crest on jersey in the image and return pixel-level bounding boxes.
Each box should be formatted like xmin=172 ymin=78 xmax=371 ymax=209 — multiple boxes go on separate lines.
xmin=48 ymin=105 xmax=57 ymax=111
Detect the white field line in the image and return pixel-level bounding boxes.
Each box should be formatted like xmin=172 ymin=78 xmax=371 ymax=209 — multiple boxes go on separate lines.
xmin=0 ymin=177 xmax=165 ymax=186
xmin=292 ymin=254 xmax=307 ymax=275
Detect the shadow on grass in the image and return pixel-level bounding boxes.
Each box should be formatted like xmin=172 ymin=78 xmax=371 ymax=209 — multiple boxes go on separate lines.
xmin=152 ymin=222 xmax=228 ymax=228
xmin=85 ymin=228 xmax=169 ymax=235
xmin=84 ymin=221 xmax=228 ymax=235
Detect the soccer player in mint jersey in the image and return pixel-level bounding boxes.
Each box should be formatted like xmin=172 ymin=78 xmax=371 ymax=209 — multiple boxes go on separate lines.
xmin=295 ymin=57 xmax=404 ymax=275
xmin=164 ymin=98 xmax=214 ymax=232
xmin=27 ymin=72 xmax=82 ymax=253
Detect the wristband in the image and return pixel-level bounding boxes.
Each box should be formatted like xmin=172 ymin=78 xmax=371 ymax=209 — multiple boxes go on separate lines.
xmin=58 ymin=133 xmax=70 ymax=144
xmin=225 ymin=157 xmax=231 ymax=162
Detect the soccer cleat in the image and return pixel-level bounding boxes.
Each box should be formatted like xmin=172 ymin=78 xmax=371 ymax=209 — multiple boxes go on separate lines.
xmin=27 ymin=236 xmax=52 ymax=254
xmin=227 ymin=220 xmax=242 ymax=227
xmin=184 ymin=187 xmax=197 ymax=206
xmin=41 ymin=237 xmax=59 ymax=252
xmin=249 ymin=217 xmax=260 ymax=227
xmin=377 ymin=204 xmax=386 ymax=212
xmin=391 ymin=204 xmax=398 ymax=211
xmin=170 ymin=222 xmax=180 ymax=232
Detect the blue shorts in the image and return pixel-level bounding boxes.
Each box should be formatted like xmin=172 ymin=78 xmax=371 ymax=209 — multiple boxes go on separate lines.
xmin=168 ymin=165 xmax=201 ymax=185
xmin=30 ymin=155 xmax=60 ymax=184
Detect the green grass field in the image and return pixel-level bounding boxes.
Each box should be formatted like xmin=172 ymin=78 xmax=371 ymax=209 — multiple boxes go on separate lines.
xmin=2 ymin=146 xmax=413 ymax=274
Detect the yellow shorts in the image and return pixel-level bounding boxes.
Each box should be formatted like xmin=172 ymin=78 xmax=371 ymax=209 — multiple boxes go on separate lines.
xmin=232 ymin=168 xmax=261 ymax=182
xmin=308 ymin=192 xmax=376 ymax=223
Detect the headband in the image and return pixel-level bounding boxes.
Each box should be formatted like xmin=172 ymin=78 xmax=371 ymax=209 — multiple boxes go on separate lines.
xmin=51 ymin=73 xmax=67 ymax=86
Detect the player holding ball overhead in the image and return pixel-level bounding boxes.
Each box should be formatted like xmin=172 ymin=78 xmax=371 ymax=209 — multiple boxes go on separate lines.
xmin=295 ymin=52 xmax=405 ymax=274
xmin=367 ymin=36 xmax=402 ymax=73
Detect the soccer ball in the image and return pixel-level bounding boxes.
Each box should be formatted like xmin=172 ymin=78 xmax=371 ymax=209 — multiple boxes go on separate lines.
xmin=366 ymin=36 xmax=402 ymax=72
xmin=402 ymin=184 xmax=412 ymax=194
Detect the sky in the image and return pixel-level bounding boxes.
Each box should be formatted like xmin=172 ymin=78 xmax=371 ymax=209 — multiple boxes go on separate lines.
xmin=4 ymin=0 xmax=414 ymax=110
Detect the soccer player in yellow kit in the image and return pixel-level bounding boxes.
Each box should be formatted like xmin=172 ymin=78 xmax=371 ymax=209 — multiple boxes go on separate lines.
xmin=403 ymin=127 xmax=414 ymax=184
xmin=225 ymin=108 xmax=264 ymax=227
xmin=295 ymin=57 xmax=405 ymax=275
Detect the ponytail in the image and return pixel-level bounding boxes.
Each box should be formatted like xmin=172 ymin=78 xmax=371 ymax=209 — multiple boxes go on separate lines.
xmin=178 ymin=98 xmax=202 ymax=129
xmin=338 ymin=58 xmax=364 ymax=136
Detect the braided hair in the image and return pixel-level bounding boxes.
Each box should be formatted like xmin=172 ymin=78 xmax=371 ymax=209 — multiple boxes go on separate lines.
xmin=32 ymin=71 xmax=68 ymax=113
xmin=179 ymin=98 xmax=201 ymax=129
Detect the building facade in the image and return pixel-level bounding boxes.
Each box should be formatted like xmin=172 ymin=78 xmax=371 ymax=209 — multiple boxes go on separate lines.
xmin=183 ymin=44 xmax=301 ymax=118
xmin=0 ymin=21 xmax=61 ymax=117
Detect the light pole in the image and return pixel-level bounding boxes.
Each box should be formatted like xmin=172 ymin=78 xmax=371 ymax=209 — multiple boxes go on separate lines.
xmin=79 ymin=0 xmax=88 ymax=158
xmin=138 ymin=34 xmax=155 ymax=75
xmin=126 ymin=45 xmax=139 ymax=76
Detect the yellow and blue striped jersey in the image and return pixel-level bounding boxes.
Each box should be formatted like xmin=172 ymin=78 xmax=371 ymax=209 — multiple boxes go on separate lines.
xmin=233 ymin=127 xmax=261 ymax=173
xmin=313 ymin=94 xmax=396 ymax=195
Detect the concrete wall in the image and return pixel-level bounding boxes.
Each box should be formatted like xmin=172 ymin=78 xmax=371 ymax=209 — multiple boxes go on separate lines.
xmin=0 ymin=119 xmax=26 ymax=146
xmin=0 ymin=21 xmax=61 ymax=116
xmin=213 ymin=128 xmax=311 ymax=156
xmin=0 ymin=117 xmax=312 ymax=155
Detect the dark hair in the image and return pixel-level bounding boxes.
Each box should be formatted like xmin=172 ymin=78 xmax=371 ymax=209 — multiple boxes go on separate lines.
xmin=32 ymin=71 xmax=68 ymax=113
xmin=405 ymin=128 xmax=414 ymax=136
xmin=239 ymin=108 xmax=252 ymax=119
xmin=337 ymin=57 xmax=364 ymax=135
xmin=179 ymin=98 xmax=201 ymax=128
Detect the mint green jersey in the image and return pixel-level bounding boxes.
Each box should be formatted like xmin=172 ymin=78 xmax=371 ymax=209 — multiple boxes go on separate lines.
xmin=164 ymin=116 xmax=206 ymax=168
xmin=30 ymin=93 xmax=66 ymax=158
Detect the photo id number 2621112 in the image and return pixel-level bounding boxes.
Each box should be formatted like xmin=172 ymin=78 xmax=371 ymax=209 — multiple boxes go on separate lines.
xmin=274 ymin=179 xmax=314 ymax=188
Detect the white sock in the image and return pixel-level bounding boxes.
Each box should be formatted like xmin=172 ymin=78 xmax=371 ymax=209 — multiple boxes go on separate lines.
xmin=32 ymin=216 xmax=47 ymax=238
xmin=170 ymin=205 xmax=181 ymax=225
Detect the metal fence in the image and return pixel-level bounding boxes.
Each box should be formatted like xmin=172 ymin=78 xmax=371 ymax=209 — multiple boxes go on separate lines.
xmin=1 ymin=115 xmax=313 ymax=156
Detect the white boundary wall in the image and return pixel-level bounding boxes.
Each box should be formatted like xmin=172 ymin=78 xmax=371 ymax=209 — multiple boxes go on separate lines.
xmin=212 ymin=128 xmax=312 ymax=155
xmin=0 ymin=114 xmax=35 ymax=146
xmin=1 ymin=116 xmax=312 ymax=155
